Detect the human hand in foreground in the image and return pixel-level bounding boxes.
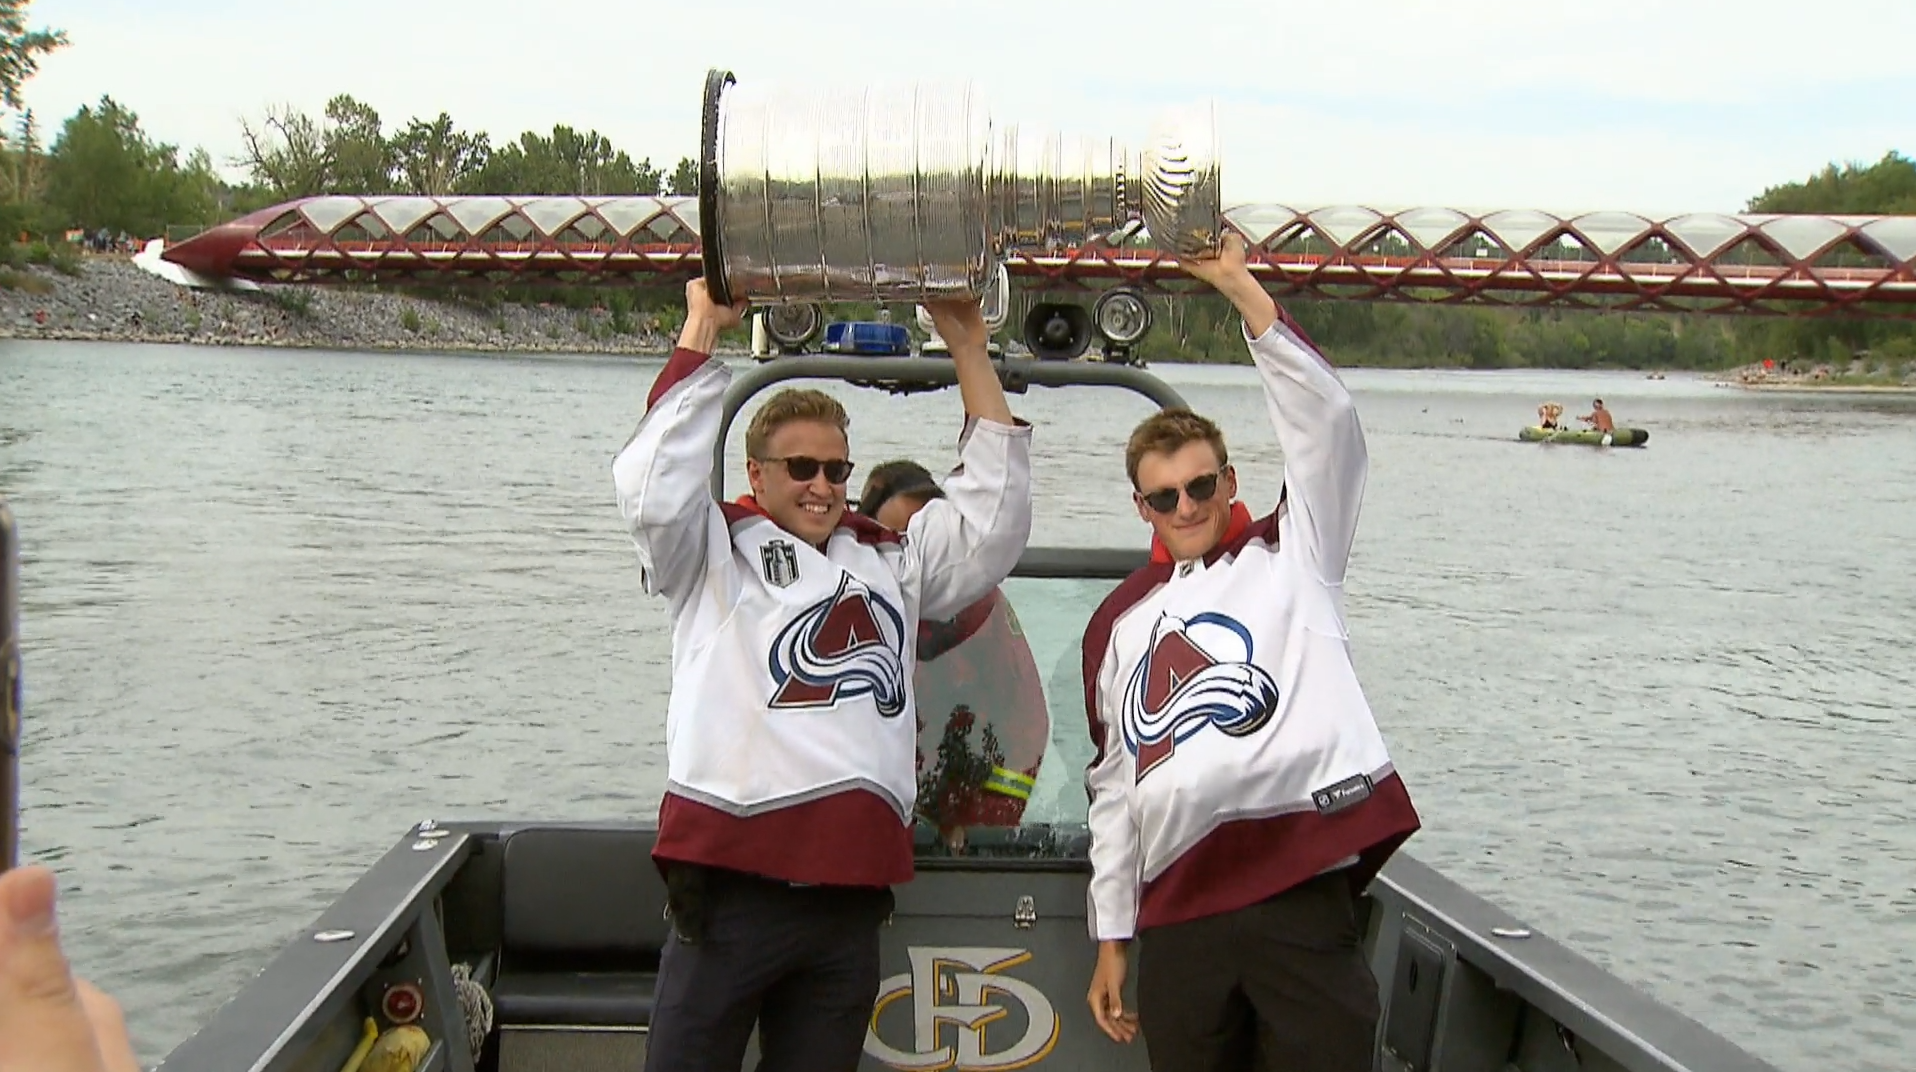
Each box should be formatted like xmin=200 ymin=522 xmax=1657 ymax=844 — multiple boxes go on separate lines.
xmin=925 ymin=299 xmax=990 ymax=358
xmin=1176 ymin=230 xmax=1250 ymax=288
xmin=1177 ymin=233 xmax=1276 ymax=338
xmin=1086 ymin=940 xmax=1139 ymax=1044
xmin=0 ymin=864 xmax=141 ymax=1072
xmin=678 ymin=277 xmax=749 ymax=353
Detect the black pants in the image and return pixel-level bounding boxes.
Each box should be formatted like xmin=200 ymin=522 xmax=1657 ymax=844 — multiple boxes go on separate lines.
xmin=1136 ymin=870 xmax=1380 ymax=1072
xmin=642 ymin=866 xmax=892 ymax=1072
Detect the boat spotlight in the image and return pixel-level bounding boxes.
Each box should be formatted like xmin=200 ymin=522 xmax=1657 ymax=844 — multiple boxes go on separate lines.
xmin=1022 ymin=303 xmax=1092 ymax=362
xmin=762 ymin=301 xmax=824 ymax=353
xmin=1093 ymin=288 xmax=1152 ymax=361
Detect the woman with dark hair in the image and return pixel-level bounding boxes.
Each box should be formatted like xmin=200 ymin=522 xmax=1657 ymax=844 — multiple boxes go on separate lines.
xmin=861 ymin=461 xmax=1050 ymax=851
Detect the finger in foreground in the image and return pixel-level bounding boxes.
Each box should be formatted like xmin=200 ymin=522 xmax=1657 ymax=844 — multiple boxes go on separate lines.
xmin=0 ymin=865 xmax=116 ymax=1072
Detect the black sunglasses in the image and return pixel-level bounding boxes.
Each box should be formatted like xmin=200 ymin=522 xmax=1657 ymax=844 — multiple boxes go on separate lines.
xmin=1138 ymin=469 xmax=1226 ymax=514
xmin=767 ymin=455 xmax=855 ymax=485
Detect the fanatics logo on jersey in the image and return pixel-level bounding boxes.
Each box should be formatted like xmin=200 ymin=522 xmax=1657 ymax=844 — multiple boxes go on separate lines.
xmin=1312 ymin=773 xmax=1374 ymax=815
xmin=761 ymin=539 xmax=800 ymax=588
xmin=1120 ymin=611 xmax=1280 ymax=784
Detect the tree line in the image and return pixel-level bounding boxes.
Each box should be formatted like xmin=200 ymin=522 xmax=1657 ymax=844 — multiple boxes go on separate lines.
xmin=1 ymin=0 xmax=1912 ymax=370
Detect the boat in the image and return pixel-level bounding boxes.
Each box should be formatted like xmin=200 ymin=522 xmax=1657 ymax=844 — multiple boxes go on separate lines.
xmin=1519 ymin=425 xmax=1650 ymax=447
xmin=128 ymin=354 xmax=1779 ymax=1072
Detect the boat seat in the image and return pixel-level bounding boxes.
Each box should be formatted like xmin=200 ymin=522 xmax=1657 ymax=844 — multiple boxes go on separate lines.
xmin=491 ymin=827 xmax=670 ymax=1028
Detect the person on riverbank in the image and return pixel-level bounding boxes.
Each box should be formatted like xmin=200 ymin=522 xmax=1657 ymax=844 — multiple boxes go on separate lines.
xmin=0 ymin=864 xmax=141 ymax=1072
xmin=858 ymin=460 xmax=1049 ymax=852
xmin=1080 ymin=233 xmax=1421 ymax=1072
xmin=1580 ymin=398 xmax=1615 ymax=432
xmin=613 ymin=277 xmax=1032 ymax=1072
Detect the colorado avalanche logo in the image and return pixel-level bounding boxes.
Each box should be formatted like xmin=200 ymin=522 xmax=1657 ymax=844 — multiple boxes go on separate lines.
xmin=768 ymin=574 xmax=908 ymax=718
xmin=1120 ymin=612 xmax=1280 ymax=783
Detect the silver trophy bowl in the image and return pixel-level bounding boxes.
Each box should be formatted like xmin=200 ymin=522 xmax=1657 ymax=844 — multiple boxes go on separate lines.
xmin=1140 ymin=103 xmax=1222 ymax=258
xmin=698 ymin=69 xmax=1220 ymax=306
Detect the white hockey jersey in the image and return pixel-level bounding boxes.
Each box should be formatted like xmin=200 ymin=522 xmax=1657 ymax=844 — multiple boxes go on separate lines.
xmin=1083 ymin=313 xmax=1421 ymax=939
xmin=615 ymin=347 xmax=1033 ymax=888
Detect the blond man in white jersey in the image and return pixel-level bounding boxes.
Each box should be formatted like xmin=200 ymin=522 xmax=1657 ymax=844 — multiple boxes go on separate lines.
xmin=1081 ymin=234 xmax=1422 ymax=1071
xmin=614 ymin=277 xmax=1032 ymax=1072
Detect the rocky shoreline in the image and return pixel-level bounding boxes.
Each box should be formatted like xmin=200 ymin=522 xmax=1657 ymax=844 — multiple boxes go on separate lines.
xmin=1717 ymin=357 xmax=1916 ymax=393
xmin=0 ymin=256 xmax=701 ymax=356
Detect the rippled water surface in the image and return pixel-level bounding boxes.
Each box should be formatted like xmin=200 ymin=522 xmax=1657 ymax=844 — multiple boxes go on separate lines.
xmin=4 ymin=340 xmax=1914 ymax=1072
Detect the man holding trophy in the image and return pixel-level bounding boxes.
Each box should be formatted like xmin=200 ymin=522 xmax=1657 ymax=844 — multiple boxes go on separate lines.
xmin=614 ymin=269 xmax=1031 ymax=1071
xmin=1080 ymin=233 xmax=1422 ymax=1070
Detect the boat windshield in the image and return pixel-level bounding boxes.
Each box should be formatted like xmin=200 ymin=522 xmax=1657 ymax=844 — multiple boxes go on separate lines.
xmin=909 ymin=573 xmax=1120 ymax=864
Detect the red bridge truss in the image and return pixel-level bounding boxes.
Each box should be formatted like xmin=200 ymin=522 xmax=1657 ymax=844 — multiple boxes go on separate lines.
xmin=157 ymin=194 xmax=1916 ymax=318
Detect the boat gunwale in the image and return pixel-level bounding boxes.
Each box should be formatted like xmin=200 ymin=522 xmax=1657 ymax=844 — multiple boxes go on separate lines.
xmin=153 ymin=829 xmax=475 ymax=1072
xmin=1375 ymin=853 xmax=1783 ymax=1072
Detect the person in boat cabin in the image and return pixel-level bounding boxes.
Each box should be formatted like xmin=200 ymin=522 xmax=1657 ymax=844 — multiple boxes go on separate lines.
xmin=1081 ymin=232 xmax=1422 ymax=1072
xmin=612 ymin=277 xmax=1032 ymax=1072
xmin=858 ymin=459 xmax=1049 ymax=853
xmin=1537 ymin=401 xmax=1563 ymax=429
xmin=0 ymin=864 xmax=142 ymax=1072
xmin=1580 ymin=398 xmax=1615 ymax=432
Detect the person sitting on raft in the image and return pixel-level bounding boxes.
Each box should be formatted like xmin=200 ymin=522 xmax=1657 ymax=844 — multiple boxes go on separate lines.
xmin=1579 ymin=399 xmax=1614 ymax=432
xmin=1537 ymin=402 xmax=1564 ymax=430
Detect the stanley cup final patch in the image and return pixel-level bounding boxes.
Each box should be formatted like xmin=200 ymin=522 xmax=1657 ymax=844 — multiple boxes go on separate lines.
xmin=761 ymin=539 xmax=800 ymax=588
xmin=1312 ymin=773 xmax=1374 ymax=815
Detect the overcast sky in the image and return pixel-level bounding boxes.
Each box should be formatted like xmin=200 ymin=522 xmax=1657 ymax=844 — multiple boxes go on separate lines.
xmin=20 ymin=0 xmax=1916 ymax=217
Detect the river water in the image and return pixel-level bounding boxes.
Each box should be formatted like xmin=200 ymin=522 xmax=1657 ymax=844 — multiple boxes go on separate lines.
xmin=3 ymin=339 xmax=1913 ymax=1072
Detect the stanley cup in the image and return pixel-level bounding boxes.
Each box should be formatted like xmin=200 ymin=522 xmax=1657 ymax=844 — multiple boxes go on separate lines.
xmin=697 ymin=69 xmax=1221 ymax=306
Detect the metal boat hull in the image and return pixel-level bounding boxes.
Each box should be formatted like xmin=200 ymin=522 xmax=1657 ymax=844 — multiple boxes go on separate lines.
xmin=153 ymin=820 xmax=1781 ymax=1072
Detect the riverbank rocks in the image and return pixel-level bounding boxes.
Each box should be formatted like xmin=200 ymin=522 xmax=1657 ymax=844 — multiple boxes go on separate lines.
xmin=0 ymin=256 xmax=702 ymax=356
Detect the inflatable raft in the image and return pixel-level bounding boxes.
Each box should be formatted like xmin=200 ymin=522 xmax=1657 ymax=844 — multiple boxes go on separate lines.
xmin=1519 ymin=425 xmax=1649 ymax=447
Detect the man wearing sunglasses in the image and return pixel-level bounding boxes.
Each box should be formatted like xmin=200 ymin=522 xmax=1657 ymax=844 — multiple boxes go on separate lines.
xmin=613 ymin=276 xmax=1031 ymax=1072
xmin=1081 ymin=234 xmax=1422 ymax=1072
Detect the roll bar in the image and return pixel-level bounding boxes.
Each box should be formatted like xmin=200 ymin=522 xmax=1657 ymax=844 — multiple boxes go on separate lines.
xmin=709 ymin=355 xmax=1190 ymax=498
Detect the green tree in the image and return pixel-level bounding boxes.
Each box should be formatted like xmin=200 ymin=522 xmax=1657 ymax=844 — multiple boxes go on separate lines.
xmin=391 ymin=112 xmax=490 ymax=195
xmin=234 ymin=93 xmax=393 ymax=196
xmin=1732 ymin=151 xmax=1916 ymax=365
xmin=40 ymin=95 xmax=220 ymax=235
xmin=235 ymin=104 xmax=332 ymax=197
xmin=668 ymin=156 xmax=697 ymax=196
xmin=460 ymin=124 xmax=660 ymax=196
xmin=322 ymin=94 xmax=391 ymax=194
xmin=0 ymin=0 xmax=64 ymax=111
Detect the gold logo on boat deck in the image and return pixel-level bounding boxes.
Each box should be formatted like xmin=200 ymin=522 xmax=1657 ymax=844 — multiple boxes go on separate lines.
xmin=865 ymin=947 xmax=1060 ymax=1071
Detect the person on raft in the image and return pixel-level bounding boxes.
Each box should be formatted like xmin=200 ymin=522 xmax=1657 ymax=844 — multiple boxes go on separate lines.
xmin=1537 ymin=402 xmax=1564 ymax=430
xmin=1579 ymin=399 xmax=1615 ymax=433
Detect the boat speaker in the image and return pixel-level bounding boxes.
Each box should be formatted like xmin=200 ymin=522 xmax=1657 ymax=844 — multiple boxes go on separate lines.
xmin=1022 ymin=303 xmax=1091 ymax=361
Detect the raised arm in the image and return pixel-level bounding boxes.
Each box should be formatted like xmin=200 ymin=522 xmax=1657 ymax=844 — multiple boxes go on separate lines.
xmin=610 ymin=280 xmax=748 ymax=612
xmin=900 ymin=300 xmax=1033 ymax=621
xmin=1183 ymin=235 xmax=1367 ymax=585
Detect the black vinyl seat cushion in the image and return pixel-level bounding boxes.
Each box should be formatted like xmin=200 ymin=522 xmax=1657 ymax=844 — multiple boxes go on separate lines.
xmin=491 ymin=970 xmax=657 ymax=1028
xmin=493 ymin=828 xmax=673 ymax=1029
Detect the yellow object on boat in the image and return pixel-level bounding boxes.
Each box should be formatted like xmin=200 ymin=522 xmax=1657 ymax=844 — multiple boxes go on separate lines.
xmin=336 ymin=1018 xmax=379 ymax=1072
xmin=361 ymin=1025 xmax=432 ymax=1072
